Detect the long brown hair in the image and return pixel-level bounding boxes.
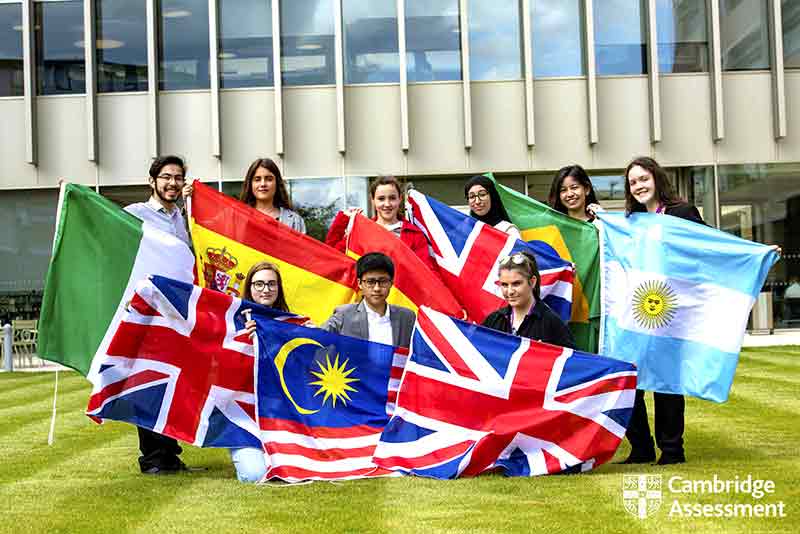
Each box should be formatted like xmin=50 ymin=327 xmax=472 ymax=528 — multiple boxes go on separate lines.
xmin=624 ymin=156 xmax=681 ymax=214
xmin=239 ymin=158 xmax=292 ymax=210
xmin=369 ymin=175 xmax=405 ymax=219
xmin=242 ymin=261 xmax=289 ymax=313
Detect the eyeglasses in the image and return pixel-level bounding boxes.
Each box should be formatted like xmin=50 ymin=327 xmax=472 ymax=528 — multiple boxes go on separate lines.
xmin=360 ymin=277 xmax=392 ymax=288
xmin=467 ymin=191 xmax=489 ymax=202
xmin=251 ymin=280 xmax=278 ymax=292
xmin=499 ymin=253 xmax=528 ymax=267
xmin=156 ymin=173 xmax=185 ymax=183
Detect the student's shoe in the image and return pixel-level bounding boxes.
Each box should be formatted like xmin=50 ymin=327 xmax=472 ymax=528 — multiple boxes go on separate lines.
xmin=656 ymin=454 xmax=686 ymax=466
xmin=618 ymin=451 xmax=656 ymax=464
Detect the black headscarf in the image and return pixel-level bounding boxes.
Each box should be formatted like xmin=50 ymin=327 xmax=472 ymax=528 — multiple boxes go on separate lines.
xmin=464 ymin=175 xmax=512 ymax=227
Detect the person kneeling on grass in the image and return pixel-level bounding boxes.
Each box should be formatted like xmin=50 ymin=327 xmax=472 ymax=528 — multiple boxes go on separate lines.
xmin=231 ymin=261 xmax=293 ymax=483
xmin=321 ymin=252 xmax=416 ymax=349
xmin=482 ymin=252 xmax=575 ymax=349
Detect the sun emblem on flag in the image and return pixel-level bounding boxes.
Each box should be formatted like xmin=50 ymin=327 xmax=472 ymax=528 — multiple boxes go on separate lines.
xmin=309 ymin=352 xmax=360 ymax=408
xmin=632 ymin=280 xmax=677 ymax=329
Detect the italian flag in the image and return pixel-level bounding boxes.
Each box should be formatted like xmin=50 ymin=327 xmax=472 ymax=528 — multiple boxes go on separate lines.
xmin=38 ymin=184 xmax=195 ymax=378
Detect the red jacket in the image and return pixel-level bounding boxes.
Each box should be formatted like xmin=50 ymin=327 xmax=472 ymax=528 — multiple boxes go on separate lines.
xmin=325 ymin=211 xmax=438 ymax=272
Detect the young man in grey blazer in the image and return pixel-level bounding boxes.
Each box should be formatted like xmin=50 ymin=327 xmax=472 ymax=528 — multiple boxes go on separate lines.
xmin=321 ymin=252 xmax=416 ymax=348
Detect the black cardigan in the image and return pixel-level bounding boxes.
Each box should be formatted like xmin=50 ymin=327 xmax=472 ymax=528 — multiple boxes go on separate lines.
xmin=482 ymin=300 xmax=576 ymax=349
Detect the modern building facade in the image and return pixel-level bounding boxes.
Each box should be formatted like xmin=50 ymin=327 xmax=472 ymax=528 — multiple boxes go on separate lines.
xmin=0 ymin=0 xmax=798 ymax=329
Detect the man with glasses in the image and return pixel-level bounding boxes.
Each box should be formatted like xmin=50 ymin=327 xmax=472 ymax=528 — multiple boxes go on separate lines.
xmin=321 ymin=252 xmax=416 ymax=349
xmin=123 ymin=155 xmax=192 ymax=474
xmin=124 ymin=155 xmax=191 ymax=249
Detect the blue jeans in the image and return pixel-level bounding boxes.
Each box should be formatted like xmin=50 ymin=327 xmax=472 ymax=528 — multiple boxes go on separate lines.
xmin=229 ymin=447 xmax=267 ymax=483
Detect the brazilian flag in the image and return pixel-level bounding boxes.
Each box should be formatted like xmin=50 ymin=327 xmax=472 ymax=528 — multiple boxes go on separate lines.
xmin=490 ymin=175 xmax=601 ymax=353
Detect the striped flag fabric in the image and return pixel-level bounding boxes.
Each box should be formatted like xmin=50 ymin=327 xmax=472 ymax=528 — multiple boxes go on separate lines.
xmin=597 ymin=212 xmax=780 ymax=402
xmin=253 ymin=309 xmax=408 ymax=482
xmin=38 ymin=183 xmax=195 ymax=378
xmin=373 ymin=307 xmax=638 ymax=478
xmin=189 ymin=182 xmax=358 ymax=325
xmin=407 ymin=191 xmax=575 ymax=323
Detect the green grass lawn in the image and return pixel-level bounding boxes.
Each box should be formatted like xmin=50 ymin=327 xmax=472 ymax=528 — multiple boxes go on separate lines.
xmin=1 ymin=347 xmax=798 ymax=534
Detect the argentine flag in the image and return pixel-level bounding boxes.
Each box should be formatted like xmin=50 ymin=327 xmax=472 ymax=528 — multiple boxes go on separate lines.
xmin=597 ymin=212 xmax=779 ymax=403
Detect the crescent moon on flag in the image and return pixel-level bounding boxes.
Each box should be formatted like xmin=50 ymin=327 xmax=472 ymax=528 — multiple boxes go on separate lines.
xmin=274 ymin=337 xmax=322 ymax=415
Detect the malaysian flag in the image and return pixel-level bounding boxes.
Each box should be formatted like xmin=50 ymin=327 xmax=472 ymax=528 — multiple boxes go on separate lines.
xmin=407 ymin=191 xmax=575 ymax=323
xmin=252 ymin=311 xmax=408 ymax=482
xmin=373 ymin=306 xmax=638 ymax=478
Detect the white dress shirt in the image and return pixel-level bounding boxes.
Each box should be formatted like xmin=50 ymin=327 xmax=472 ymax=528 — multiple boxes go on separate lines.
xmin=365 ymin=302 xmax=393 ymax=346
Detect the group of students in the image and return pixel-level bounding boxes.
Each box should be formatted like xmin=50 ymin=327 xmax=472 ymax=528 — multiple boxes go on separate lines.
xmin=122 ymin=152 xmax=703 ymax=481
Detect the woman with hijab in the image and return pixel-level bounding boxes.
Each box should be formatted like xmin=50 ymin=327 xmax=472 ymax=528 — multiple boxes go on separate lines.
xmin=464 ymin=175 xmax=520 ymax=237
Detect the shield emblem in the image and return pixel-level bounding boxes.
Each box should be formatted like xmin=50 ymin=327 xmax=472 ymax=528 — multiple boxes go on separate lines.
xmin=622 ymin=474 xmax=662 ymax=519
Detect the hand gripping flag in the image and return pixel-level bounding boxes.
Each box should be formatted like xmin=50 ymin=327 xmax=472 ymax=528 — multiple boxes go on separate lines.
xmin=489 ymin=174 xmax=601 ymax=352
xmin=189 ymin=181 xmax=357 ymax=325
xmin=597 ymin=212 xmax=780 ymax=402
xmin=253 ymin=311 xmax=408 ymax=482
xmin=407 ymin=190 xmax=575 ymax=323
xmin=86 ymin=276 xmax=302 ymax=448
xmin=39 ymin=183 xmax=195 ymax=377
xmin=346 ymin=213 xmax=465 ymax=318
xmin=373 ymin=307 xmax=637 ymax=478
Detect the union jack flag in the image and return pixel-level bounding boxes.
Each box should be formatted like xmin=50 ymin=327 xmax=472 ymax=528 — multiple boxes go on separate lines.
xmin=407 ymin=191 xmax=575 ymax=323
xmin=373 ymin=307 xmax=638 ymax=477
xmin=86 ymin=276 xmax=301 ymax=448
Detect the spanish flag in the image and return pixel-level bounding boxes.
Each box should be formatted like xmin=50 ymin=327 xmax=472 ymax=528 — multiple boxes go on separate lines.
xmin=346 ymin=213 xmax=466 ymax=319
xmin=189 ymin=182 xmax=357 ymax=324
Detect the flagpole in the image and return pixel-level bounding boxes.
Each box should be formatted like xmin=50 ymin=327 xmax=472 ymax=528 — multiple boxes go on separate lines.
xmin=47 ymin=369 xmax=58 ymax=445
xmin=46 ymin=182 xmax=67 ymax=445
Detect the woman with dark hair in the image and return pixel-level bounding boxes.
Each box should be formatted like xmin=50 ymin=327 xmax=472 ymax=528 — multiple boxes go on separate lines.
xmin=548 ymin=164 xmax=603 ymax=222
xmin=325 ymin=175 xmax=436 ymax=271
xmin=239 ymin=158 xmax=306 ymax=233
xmin=229 ymin=261 xmax=290 ymax=483
xmin=620 ymin=156 xmax=702 ymax=467
xmin=482 ymin=252 xmax=575 ymax=348
xmin=464 ymin=175 xmax=520 ymax=237
xmin=624 ymin=156 xmax=702 ymax=222
xmin=182 ymin=158 xmax=306 ymax=233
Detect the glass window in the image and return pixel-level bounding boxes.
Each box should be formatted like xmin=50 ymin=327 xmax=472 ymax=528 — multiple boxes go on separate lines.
xmin=718 ymin=163 xmax=800 ymax=328
xmin=343 ymin=0 xmax=399 ymax=84
xmin=784 ymin=0 xmax=800 ymax=69
xmin=469 ymin=0 xmax=521 ymax=81
xmin=686 ymin=166 xmax=716 ymax=227
xmin=0 ymin=2 xmax=23 ymax=97
xmin=159 ymin=0 xmax=210 ymax=90
xmin=35 ymin=0 xmax=85 ymax=95
xmin=656 ymin=0 xmax=709 ymax=73
xmin=532 ymin=0 xmax=585 ymax=77
xmin=405 ymin=0 xmax=461 ymax=82
xmin=719 ymin=0 xmax=770 ymax=71
xmin=281 ymin=0 xmax=335 ymax=86
xmin=219 ymin=0 xmax=273 ymax=88
xmin=97 ymin=0 xmax=148 ymax=93
xmin=346 ymin=176 xmax=369 ymax=211
xmin=0 ymin=189 xmax=58 ymax=324
xmin=594 ymin=0 xmax=647 ymax=75
xmin=288 ymin=177 xmax=344 ymax=240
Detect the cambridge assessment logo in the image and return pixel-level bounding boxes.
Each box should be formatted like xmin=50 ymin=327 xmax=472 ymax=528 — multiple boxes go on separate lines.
xmin=632 ymin=280 xmax=677 ymax=329
xmin=623 ymin=474 xmax=663 ymax=519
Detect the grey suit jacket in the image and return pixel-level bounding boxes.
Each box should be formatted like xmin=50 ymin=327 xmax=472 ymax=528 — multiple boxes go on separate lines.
xmin=320 ymin=301 xmax=416 ymax=348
